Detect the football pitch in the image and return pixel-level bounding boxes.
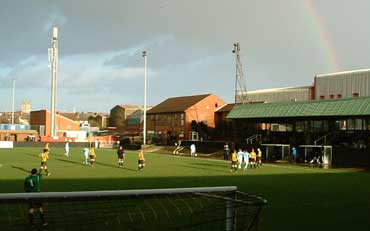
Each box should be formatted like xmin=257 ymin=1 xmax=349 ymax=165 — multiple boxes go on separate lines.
xmin=0 ymin=147 xmax=369 ymax=231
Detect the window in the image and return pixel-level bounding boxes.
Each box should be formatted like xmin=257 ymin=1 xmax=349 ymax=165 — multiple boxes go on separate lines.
xmin=180 ymin=119 xmax=184 ymax=126
xmin=347 ymin=119 xmax=354 ymax=130
xmin=320 ymin=95 xmax=325 ymax=100
xmin=355 ymin=119 xmax=363 ymax=130
xmin=215 ymin=103 xmax=218 ymax=108
xmin=329 ymin=95 xmax=334 ymax=99
xmin=180 ymin=113 xmax=184 ymax=119
xmin=150 ymin=115 xmax=155 ymax=120
xmin=352 ymin=92 xmax=359 ymax=97
xmin=339 ymin=120 xmax=346 ymax=130
xmin=337 ymin=94 xmax=342 ymax=99
xmin=295 ymin=121 xmax=304 ymax=132
xmin=286 ymin=124 xmax=293 ymax=132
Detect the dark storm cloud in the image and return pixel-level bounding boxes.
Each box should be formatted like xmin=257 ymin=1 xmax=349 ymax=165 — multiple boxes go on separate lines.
xmin=1 ymin=0 xmax=370 ymax=112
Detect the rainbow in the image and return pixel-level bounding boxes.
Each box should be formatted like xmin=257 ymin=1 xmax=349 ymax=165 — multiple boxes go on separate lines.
xmin=304 ymin=0 xmax=340 ymax=71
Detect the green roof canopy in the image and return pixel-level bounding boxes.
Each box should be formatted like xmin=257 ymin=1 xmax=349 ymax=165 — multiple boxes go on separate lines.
xmin=227 ymin=97 xmax=370 ymax=119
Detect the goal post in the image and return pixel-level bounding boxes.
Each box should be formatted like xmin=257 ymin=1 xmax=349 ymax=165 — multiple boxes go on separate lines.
xmin=0 ymin=186 xmax=266 ymax=230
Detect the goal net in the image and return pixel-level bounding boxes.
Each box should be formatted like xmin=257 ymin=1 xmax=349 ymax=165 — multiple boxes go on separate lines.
xmin=0 ymin=186 xmax=266 ymax=231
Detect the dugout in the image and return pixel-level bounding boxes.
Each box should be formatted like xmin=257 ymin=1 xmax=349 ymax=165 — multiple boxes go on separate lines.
xmin=261 ymin=144 xmax=290 ymax=161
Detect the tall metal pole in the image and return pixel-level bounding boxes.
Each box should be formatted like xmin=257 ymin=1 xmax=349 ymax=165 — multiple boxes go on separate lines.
xmin=49 ymin=26 xmax=58 ymax=137
xmin=142 ymin=51 xmax=148 ymax=146
xmin=11 ymin=78 xmax=15 ymax=124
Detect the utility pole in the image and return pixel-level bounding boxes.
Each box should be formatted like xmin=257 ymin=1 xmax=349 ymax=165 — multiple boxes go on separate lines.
xmin=48 ymin=26 xmax=58 ymax=137
xmin=142 ymin=50 xmax=148 ymax=146
xmin=232 ymin=42 xmax=247 ymax=104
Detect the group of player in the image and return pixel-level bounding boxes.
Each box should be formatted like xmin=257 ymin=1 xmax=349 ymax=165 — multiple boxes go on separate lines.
xmin=116 ymin=145 xmax=146 ymax=171
xmin=230 ymin=147 xmax=263 ymax=172
xmin=81 ymin=146 xmax=96 ymax=166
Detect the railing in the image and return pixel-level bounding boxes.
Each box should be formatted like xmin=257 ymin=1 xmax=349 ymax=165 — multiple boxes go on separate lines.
xmin=246 ymin=134 xmax=261 ymax=144
xmin=314 ymin=135 xmax=327 ymax=145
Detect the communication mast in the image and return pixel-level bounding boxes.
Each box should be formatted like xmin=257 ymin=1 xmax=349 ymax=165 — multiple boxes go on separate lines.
xmin=48 ymin=26 xmax=58 ymax=137
xmin=232 ymin=42 xmax=247 ymax=104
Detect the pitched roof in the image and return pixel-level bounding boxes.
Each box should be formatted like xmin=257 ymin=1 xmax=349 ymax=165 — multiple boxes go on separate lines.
xmin=147 ymin=94 xmax=211 ymax=114
xmin=227 ymin=97 xmax=370 ymax=119
xmin=215 ymin=103 xmax=237 ymax=113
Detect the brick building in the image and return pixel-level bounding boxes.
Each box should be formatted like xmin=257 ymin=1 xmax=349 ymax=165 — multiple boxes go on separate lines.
xmin=30 ymin=110 xmax=80 ymax=136
xmin=146 ymin=94 xmax=225 ymax=144
xmin=109 ymin=105 xmax=151 ymax=136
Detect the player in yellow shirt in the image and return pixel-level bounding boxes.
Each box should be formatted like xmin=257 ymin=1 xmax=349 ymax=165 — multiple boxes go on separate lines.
xmin=38 ymin=149 xmax=51 ymax=176
xmin=44 ymin=143 xmax=50 ymax=151
xmin=257 ymin=148 xmax=263 ymax=167
xmin=230 ymin=149 xmax=238 ymax=172
xmin=138 ymin=149 xmax=145 ymax=171
xmin=249 ymin=148 xmax=257 ymax=168
xmin=89 ymin=147 xmax=96 ymax=167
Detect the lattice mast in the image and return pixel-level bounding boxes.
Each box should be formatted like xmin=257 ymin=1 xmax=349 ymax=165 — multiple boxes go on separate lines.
xmin=232 ymin=42 xmax=247 ymax=104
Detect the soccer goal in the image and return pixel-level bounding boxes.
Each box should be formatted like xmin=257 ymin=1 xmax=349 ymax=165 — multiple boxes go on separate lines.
xmin=0 ymin=186 xmax=266 ymax=231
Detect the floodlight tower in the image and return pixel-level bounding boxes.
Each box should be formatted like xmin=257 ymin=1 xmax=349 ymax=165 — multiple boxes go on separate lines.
xmin=142 ymin=50 xmax=148 ymax=146
xmin=232 ymin=42 xmax=247 ymax=104
xmin=48 ymin=26 xmax=58 ymax=137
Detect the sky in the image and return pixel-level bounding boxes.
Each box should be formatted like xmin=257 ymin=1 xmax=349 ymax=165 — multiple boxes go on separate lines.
xmin=1 ymin=0 xmax=370 ymax=113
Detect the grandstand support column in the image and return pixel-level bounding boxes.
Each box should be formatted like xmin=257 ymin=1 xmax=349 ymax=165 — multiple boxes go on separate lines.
xmin=142 ymin=50 xmax=148 ymax=146
xmin=48 ymin=26 xmax=58 ymax=137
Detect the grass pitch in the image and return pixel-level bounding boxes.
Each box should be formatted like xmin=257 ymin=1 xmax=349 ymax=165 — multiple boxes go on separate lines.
xmin=0 ymin=147 xmax=369 ymax=231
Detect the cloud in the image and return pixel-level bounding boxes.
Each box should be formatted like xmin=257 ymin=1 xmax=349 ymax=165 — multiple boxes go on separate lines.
xmin=103 ymin=34 xmax=175 ymax=68
xmin=43 ymin=8 xmax=67 ymax=32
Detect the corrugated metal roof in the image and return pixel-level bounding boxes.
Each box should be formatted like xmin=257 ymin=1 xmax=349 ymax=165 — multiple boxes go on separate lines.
xmin=147 ymin=94 xmax=211 ymax=114
xmin=316 ymin=69 xmax=370 ymax=78
xmin=227 ymin=97 xmax=370 ymax=119
xmin=247 ymin=85 xmax=312 ymax=94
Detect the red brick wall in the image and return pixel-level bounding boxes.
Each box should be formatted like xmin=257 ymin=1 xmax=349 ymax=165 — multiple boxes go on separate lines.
xmin=30 ymin=110 xmax=80 ymax=136
xmin=184 ymin=94 xmax=225 ymax=136
xmin=146 ymin=112 xmax=186 ymax=137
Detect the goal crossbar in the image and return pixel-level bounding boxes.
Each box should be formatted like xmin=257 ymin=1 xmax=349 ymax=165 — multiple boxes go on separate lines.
xmin=0 ymin=186 xmax=238 ymax=202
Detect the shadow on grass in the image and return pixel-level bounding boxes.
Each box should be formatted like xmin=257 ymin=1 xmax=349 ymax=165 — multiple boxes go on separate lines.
xmin=10 ymin=165 xmax=30 ymax=173
xmin=190 ymin=161 xmax=229 ymax=168
xmin=55 ymin=158 xmax=85 ymax=166
xmin=95 ymin=161 xmax=137 ymax=172
xmin=177 ymin=164 xmax=225 ymax=173
xmin=24 ymin=153 xmax=39 ymax=159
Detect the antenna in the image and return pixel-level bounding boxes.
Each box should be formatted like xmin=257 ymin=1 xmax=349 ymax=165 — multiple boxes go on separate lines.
xmin=232 ymin=42 xmax=247 ymax=104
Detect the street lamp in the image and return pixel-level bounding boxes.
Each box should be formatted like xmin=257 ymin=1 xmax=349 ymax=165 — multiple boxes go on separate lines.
xmin=142 ymin=50 xmax=148 ymax=146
